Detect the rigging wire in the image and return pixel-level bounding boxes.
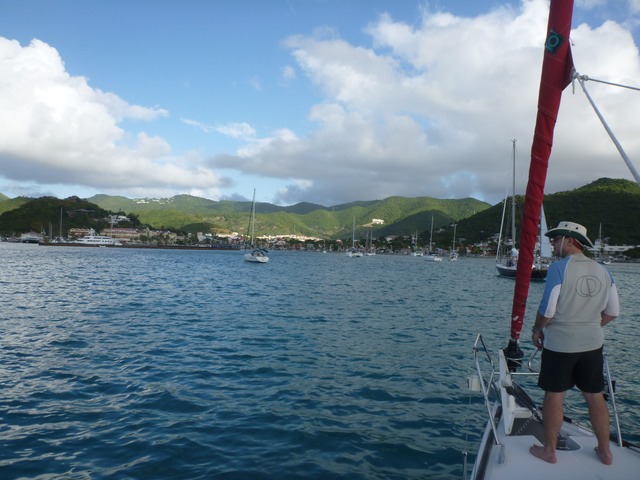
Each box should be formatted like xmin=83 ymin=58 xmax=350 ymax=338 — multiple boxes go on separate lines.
xmin=577 ymin=75 xmax=640 ymax=93
xmin=572 ymin=70 xmax=640 ymax=186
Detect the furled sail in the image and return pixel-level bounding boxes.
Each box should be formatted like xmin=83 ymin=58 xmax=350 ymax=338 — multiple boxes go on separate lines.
xmin=506 ymin=0 xmax=575 ymax=359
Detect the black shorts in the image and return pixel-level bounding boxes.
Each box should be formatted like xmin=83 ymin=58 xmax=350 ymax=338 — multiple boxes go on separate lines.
xmin=538 ymin=347 xmax=604 ymax=393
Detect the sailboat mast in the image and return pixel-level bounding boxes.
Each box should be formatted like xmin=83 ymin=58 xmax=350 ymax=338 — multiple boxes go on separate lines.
xmin=452 ymin=224 xmax=456 ymax=251
xmin=429 ymin=216 xmax=434 ymax=252
xmin=251 ymin=189 xmax=256 ymax=246
xmin=599 ymin=223 xmax=603 ymax=257
xmin=511 ymin=139 xmax=516 ymax=252
xmin=353 ymin=218 xmax=358 ymax=249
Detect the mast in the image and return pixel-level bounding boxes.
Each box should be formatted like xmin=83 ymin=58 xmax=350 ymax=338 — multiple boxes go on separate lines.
xmin=429 ymin=216 xmax=434 ymax=252
xmin=510 ymin=139 xmax=516 ymax=260
xmin=352 ymin=217 xmax=356 ymax=249
xmin=598 ymin=223 xmax=604 ymax=258
xmin=452 ymin=224 xmax=457 ymax=251
xmin=251 ymin=189 xmax=256 ymax=247
xmin=245 ymin=189 xmax=256 ymax=250
xmin=507 ymin=0 xmax=575 ymax=355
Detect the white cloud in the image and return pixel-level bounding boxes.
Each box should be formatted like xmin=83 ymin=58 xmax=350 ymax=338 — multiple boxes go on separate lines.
xmin=2 ymin=0 xmax=639 ymax=207
xmin=211 ymin=0 xmax=640 ymax=205
xmin=0 ymin=37 xmax=227 ymax=197
xmin=182 ymin=118 xmax=257 ymax=139
xmin=631 ymin=0 xmax=640 ymax=14
xmin=215 ymin=122 xmax=257 ymax=139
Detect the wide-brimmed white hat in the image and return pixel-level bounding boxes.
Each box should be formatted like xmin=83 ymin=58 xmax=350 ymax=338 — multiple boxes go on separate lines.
xmin=544 ymin=221 xmax=594 ymax=248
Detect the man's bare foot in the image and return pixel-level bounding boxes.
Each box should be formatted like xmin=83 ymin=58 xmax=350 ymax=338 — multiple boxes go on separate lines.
xmin=530 ymin=444 xmax=557 ymax=464
xmin=595 ymin=447 xmax=613 ymax=465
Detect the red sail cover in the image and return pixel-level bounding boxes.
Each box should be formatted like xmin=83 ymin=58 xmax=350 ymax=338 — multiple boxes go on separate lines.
xmin=510 ymin=0 xmax=575 ymax=340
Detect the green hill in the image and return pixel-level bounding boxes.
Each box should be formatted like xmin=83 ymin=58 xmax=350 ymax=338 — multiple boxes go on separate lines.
xmin=0 ymin=191 xmax=489 ymax=241
xmin=431 ymin=178 xmax=640 ymax=247
xmin=82 ymin=193 xmax=489 ymax=240
xmin=0 ymin=196 xmax=113 ymax=236
xmin=1 ymin=178 xmax=638 ymax=247
xmin=0 ymin=196 xmax=32 ymax=216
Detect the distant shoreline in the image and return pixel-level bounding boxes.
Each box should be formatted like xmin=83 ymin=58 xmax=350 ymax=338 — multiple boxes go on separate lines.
xmin=38 ymin=242 xmax=241 ymax=251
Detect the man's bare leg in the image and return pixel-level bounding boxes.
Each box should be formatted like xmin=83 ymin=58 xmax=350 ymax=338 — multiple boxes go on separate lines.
xmin=530 ymin=391 xmax=565 ymax=463
xmin=583 ymin=391 xmax=613 ymax=465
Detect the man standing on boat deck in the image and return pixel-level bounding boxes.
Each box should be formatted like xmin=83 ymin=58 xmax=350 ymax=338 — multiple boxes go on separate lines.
xmin=529 ymin=221 xmax=619 ymax=465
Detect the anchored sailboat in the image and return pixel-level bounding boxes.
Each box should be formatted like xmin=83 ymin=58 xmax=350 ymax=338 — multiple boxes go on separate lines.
xmin=495 ymin=140 xmax=548 ymax=280
xmin=243 ymin=189 xmax=269 ymax=263
xmin=424 ymin=216 xmax=442 ymax=262
xmin=346 ymin=217 xmax=363 ymax=257
xmin=595 ymin=223 xmax=611 ymax=265
xmin=449 ymin=224 xmax=458 ymax=261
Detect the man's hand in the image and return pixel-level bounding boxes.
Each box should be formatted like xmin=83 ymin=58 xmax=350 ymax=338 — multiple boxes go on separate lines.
xmin=532 ymin=330 xmax=544 ymax=349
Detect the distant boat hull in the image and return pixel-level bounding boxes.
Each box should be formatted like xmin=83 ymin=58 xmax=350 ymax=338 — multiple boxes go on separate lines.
xmin=20 ymin=232 xmax=42 ymax=243
xmin=75 ymin=235 xmax=121 ymax=246
xmin=496 ymin=262 xmax=547 ymax=281
xmin=244 ymin=249 xmax=269 ymax=263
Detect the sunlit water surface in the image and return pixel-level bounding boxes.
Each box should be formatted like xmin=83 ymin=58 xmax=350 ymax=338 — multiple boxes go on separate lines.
xmin=1 ymin=244 xmax=638 ymax=479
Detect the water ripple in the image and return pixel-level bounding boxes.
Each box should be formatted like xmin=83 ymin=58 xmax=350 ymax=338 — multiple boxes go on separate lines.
xmin=1 ymin=244 xmax=638 ymax=479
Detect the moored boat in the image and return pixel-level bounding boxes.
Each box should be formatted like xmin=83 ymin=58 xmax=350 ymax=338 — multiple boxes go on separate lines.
xmin=424 ymin=215 xmax=443 ymax=262
xmin=74 ymin=229 xmax=121 ymax=246
xmin=450 ymin=224 xmax=459 ymax=261
xmin=20 ymin=231 xmax=42 ymax=243
xmin=595 ymin=224 xmax=612 ymax=265
xmin=495 ymin=140 xmax=548 ymax=281
xmin=243 ymin=189 xmax=269 ymax=263
xmin=346 ymin=217 xmax=363 ymax=258
xmin=244 ymin=248 xmax=269 ymax=263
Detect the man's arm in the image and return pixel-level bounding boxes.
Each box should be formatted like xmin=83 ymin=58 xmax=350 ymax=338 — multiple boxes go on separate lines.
xmin=531 ymin=311 xmax=552 ymax=349
xmin=601 ymin=283 xmax=619 ymax=327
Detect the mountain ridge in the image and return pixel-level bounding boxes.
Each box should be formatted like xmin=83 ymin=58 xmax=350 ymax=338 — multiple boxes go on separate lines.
xmin=1 ymin=178 xmax=638 ymax=246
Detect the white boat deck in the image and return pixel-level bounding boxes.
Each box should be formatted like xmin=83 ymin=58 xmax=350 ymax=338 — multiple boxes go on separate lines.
xmin=480 ymin=432 xmax=640 ymax=480
xmin=470 ymin=339 xmax=640 ymax=480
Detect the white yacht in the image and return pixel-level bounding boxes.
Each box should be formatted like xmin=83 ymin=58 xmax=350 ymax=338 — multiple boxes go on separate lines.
xmin=75 ymin=229 xmax=121 ymax=246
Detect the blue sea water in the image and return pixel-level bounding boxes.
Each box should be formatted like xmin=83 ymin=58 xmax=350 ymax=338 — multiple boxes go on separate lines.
xmin=1 ymin=243 xmax=639 ymax=479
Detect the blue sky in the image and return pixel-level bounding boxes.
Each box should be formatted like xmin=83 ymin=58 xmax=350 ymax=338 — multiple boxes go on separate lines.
xmin=1 ymin=0 xmax=640 ymax=206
